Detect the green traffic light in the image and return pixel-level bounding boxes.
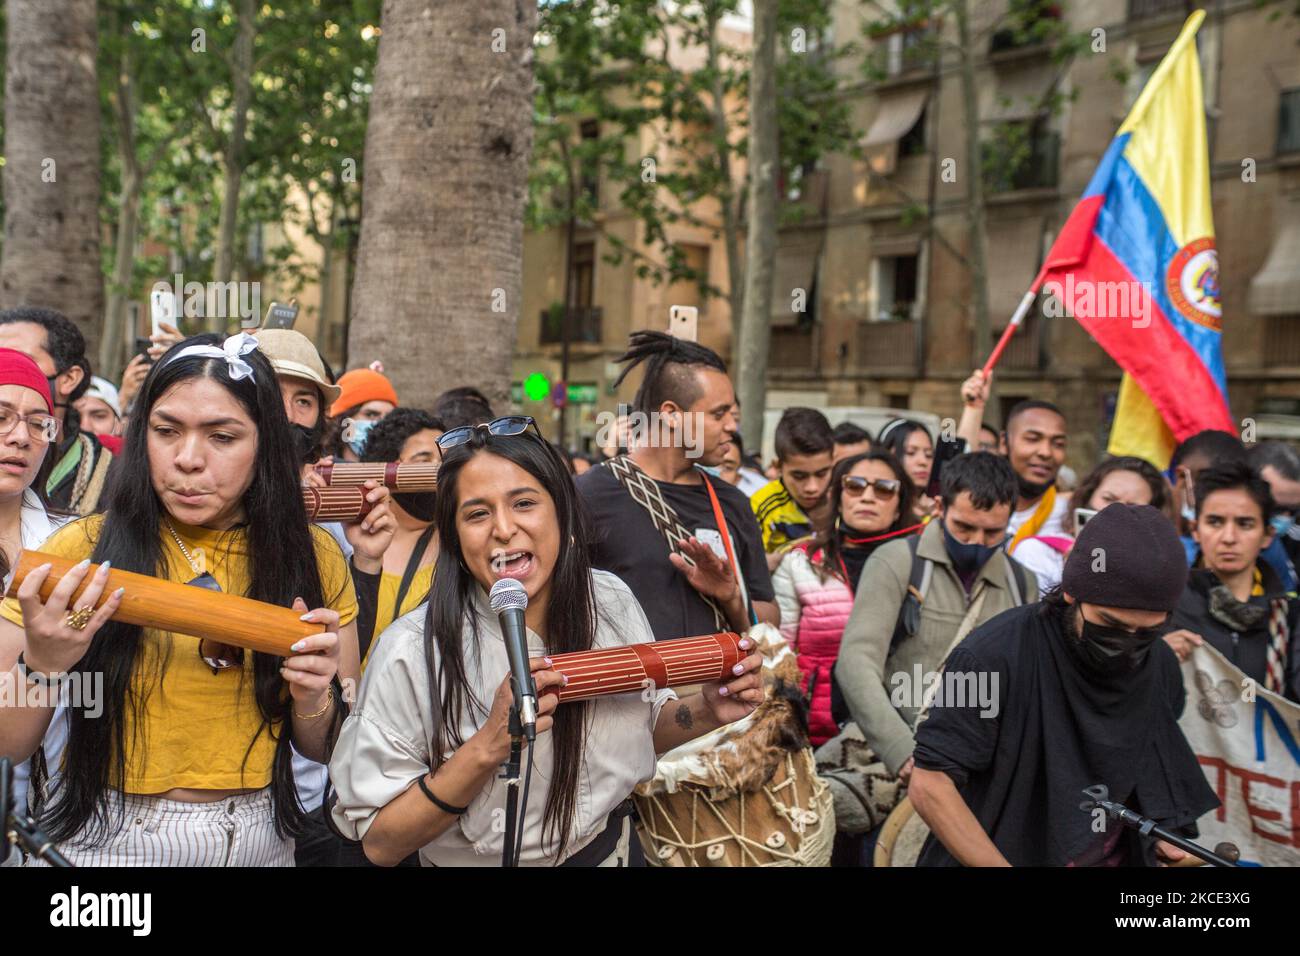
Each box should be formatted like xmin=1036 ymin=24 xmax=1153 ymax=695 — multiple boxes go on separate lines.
xmin=524 ymin=372 xmax=550 ymax=402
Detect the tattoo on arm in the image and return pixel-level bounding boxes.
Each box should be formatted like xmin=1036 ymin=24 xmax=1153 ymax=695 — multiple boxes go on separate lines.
xmin=674 ymin=703 xmax=694 ymax=730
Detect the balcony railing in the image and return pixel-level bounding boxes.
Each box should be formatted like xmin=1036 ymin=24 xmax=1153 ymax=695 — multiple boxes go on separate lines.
xmin=540 ymin=306 xmax=602 ymax=346
xmin=857 ymin=319 xmax=920 ymax=373
xmin=984 ymin=130 xmax=1060 ymax=193
xmin=1264 ymin=316 xmax=1300 ymax=367
xmin=770 ymin=326 xmax=817 ymax=371
xmin=994 ymin=319 xmax=1042 ymax=371
xmin=1128 ymin=0 xmax=1191 ymax=20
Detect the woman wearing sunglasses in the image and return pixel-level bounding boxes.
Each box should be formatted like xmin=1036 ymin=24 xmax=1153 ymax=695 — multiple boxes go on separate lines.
xmin=330 ymin=417 xmax=765 ymax=866
xmin=0 ymin=333 xmax=359 ymax=866
xmin=772 ymin=452 xmax=920 ymax=747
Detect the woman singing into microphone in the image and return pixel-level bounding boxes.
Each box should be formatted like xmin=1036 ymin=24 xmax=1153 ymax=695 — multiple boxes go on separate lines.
xmin=330 ymin=418 xmax=764 ymax=866
xmin=0 ymin=333 xmax=361 ymax=866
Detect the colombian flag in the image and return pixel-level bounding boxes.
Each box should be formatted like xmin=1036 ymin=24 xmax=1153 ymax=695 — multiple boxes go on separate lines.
xmin=1037 ymin=10 xmax=1232 ymax=469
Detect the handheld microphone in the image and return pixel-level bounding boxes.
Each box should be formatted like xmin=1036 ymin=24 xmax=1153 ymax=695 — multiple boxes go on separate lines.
xmin=489 ymin=578 xmax=538 ymax=741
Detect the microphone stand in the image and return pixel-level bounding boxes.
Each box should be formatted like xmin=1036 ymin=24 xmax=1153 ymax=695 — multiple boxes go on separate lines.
xmin=1079 ymin=785 xmax=1238 ymax=868
xmin=500 ymin=705 xmax=524 ymax=868
xmin=1 ymin=757 xmax=73 ymax=868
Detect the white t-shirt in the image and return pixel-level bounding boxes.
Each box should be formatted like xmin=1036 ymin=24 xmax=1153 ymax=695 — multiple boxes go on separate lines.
xmin=1006 ymin=493 xmax=1072 ymax=597
xmin=1007 ymin=492 xmax=1071 ymax=540
xmin=1011 ymin=536 xmax=1072 ymax=596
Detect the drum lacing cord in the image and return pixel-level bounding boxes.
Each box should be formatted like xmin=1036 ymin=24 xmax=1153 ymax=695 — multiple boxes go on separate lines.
xmin=638 ymin=750 xmax=835 ymax=866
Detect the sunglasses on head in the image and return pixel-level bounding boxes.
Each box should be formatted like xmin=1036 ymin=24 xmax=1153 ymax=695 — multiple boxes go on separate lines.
xmin=435 ymin=416 xmax=541 ymax=459
xmin=842 ymin=475 xmax=900 ymax=499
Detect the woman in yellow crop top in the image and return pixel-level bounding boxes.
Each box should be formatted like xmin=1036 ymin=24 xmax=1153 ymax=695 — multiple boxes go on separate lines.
xmin=0 ymin=333 xmax=361 ymax=866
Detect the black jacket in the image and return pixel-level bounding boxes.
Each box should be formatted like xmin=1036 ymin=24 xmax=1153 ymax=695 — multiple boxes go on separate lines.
xmin=1167 ymin=561 xmax=1300 ymax=703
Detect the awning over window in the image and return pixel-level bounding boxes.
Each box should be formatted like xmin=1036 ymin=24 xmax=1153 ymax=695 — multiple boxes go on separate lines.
xmin=1250 ymin=196 xmax=1300 ymax=316
xmin=862 ymin=88 xmax=929 ymax=176
xmin=771 ymin=235 xmax=823 ymax=327
xmin=982 ymin=61 xmax=1052 ymax=124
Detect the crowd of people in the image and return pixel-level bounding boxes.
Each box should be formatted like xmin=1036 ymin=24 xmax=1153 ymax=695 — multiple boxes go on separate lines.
xmin=0 ymin=308 xmax=1296 ymax=867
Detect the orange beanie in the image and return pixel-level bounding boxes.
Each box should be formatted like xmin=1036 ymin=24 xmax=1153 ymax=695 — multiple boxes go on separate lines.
xmin=331 ymin=368 xmax=399 ymax=417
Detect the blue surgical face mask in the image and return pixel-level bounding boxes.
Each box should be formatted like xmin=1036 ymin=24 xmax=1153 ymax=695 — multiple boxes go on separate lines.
xmin=345 ymin=418 xmax=376 ymax=457
xmin=1271 ymin=513 xmax=1296 ymax=539
xmin=940 ymin=515 xmax=1000 ymax=575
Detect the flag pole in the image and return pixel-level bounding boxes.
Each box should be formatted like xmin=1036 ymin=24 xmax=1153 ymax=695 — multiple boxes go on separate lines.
xmin=980 ymin=267 xmax=1048 ymax=377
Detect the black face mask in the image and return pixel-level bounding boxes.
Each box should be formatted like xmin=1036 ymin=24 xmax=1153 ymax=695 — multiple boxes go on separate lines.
xmin=941 ymin=517 xmax=1000 ymax=576
xmin=1070 ymin=608 xmax=1162 ymax=677
xmin=290 ymin=421 xmax=323 ymax=464
xmin=1016 ymin=473 xmax=1054 ymax=501
xmin=394 ymin=491 xmax=437 ymax=523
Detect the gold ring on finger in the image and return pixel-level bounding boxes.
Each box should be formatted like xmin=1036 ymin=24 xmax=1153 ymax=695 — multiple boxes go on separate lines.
xmin=64 ymin=605 xmax=95 ymax=631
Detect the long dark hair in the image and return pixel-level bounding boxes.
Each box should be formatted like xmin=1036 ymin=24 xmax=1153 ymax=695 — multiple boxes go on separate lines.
xmin=876 ymin=419 xmax=931 ymax=463
xmin=47 ymin=333 xmax=342 ymax=844
xmin=812 ymin=451 xmax=916 ymax=582
xmin=425 ymin=430 xmax=593 ymax=859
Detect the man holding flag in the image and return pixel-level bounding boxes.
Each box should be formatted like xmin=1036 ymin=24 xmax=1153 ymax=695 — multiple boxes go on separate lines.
xmin=970 ymin=9 xmax=1233 ymax=473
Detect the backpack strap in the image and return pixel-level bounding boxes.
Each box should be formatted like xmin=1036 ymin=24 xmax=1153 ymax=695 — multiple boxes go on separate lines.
xmin=1004 ymin=554 xmax=1033 ymax=607
xmin=889 ymin=534 xmax=932 ymax=653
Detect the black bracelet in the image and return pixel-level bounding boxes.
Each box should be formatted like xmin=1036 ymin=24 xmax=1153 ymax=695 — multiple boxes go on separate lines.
xmin=417 ymin=774 xmax=467 ymax=815
xmin=15 ymin=652 xmax=54 ymax=687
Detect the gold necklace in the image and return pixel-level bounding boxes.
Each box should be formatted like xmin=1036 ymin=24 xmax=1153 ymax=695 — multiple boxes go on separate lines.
xmin=164 ymin=520 xmax=205 ymax=576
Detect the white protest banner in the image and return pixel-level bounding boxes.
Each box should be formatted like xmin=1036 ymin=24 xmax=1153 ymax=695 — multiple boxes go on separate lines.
xmin=1179 ymin=643 xmax=1300 ymax=866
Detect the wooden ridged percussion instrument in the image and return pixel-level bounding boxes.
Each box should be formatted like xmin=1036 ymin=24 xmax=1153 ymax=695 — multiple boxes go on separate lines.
xmin=301 ymin=486 xmax=376 ymax=523
xmin=6 ymin=550 xmax=324 ymax=657
xmin=541 ymin=631 xmax=744 ymax=703
xmin=313 ymin=461 xmax=439 ymax=492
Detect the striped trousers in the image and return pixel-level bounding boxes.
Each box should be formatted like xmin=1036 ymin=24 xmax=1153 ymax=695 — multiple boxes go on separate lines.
xmin=27 ymin=789 xmax=294 ymax=867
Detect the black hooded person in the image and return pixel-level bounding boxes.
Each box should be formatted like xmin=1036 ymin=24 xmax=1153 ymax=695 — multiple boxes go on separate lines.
xmin=907 ymin=502 xmax=1219 ymax=866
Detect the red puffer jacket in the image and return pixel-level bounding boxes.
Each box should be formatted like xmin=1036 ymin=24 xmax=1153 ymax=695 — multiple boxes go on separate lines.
xmin=772 ymin=544 xmax=855 ymax=746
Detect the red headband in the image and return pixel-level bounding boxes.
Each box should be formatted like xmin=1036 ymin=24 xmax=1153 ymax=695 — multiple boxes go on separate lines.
xmin=0 ymin=348 xmax=53 ymax=413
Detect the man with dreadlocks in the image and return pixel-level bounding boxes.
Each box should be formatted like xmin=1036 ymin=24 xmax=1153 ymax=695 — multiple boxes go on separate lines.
xmin=575 ymin=331 xmax=777 ymax=640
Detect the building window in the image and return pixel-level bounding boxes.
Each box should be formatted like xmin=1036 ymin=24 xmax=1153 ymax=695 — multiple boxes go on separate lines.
xmin=1279 ymin=89 xmax=1300 ymax=156
xmin=899 ymin=107 xmax=927 ymax=157
xmin=1263 ymin=315 xmax=1300 ymax=367
xmin=875 ymin=25 xmax=935 ymax=78
xmin=579 ymin=120 xmax=600 ymax=209
xmin=983 ymin=119 xmax=1059 ymax=192
xmin=570 ymin=241 xmax=595 ymax=310
xmin=1125 ymin=58 xmax=1159 ymax=112
xmin=874 ymin=254 xmax=919 ymax=322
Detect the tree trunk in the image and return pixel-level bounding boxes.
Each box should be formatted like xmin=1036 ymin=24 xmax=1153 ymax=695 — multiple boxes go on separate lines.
xmin=100 ymin=168 xmax=140 ymax=380
xmin=955 ymin=0 xmax=991 ymax=365
xmin=347 ymin=0 xmax=538 ymax=408
xmin=0 ymin=0 xmax=103 ymax=356
xmin=705 ymin=8 xmax=744 ymax=351
xmin=737 ymin=0 xmax=779 ymax=449
xmin=211 ymin=0 xmax=255 ymax=331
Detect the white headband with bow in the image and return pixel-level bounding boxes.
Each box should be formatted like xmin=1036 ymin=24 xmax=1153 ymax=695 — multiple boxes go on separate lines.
xmin=164 ymin=331 xmax=260 ymax=382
